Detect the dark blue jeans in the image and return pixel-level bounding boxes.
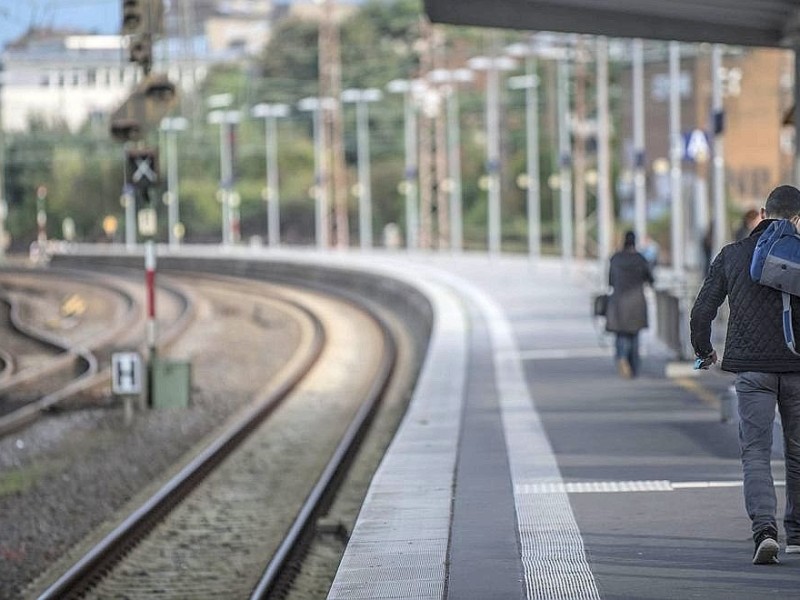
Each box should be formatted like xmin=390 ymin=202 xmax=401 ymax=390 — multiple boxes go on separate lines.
xmin=735 ymin=372 xmax=800 ymax=540
xmin=615 ymin=332 xmax=640 ymax=376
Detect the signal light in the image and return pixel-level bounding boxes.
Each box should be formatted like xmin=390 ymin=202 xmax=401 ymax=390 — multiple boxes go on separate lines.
xmin=144 ymin=73 xmax=175 ymax=102
xmin=109 ymin=72 xmax=179 ymax=143
xmin=122 ymin=0 xmax=143 ymax=35
xmin=121 ymin=0 xmax=164 ymax=39
xmin=128 ymin=34 xmax=152 ymax=72
xmin=110 ymin=118 xmax=142 ymax=143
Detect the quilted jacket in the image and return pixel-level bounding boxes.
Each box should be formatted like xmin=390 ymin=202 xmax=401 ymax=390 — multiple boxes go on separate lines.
xmin=690 ymin=219 xmax=800 ymax=373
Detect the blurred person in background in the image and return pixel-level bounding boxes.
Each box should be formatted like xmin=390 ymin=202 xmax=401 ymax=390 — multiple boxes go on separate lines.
xmin=606 ymin=230 xmax=654 ymax=378
xmin=735 ymin=208 xmax=762 ymax=241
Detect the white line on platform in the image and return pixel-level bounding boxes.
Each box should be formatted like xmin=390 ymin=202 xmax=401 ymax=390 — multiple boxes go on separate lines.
xmin=517 ymin=480 xmax=786 ymax=494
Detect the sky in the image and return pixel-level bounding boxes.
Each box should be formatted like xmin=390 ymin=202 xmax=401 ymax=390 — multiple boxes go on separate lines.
xmin=0 ymin=1 xmax=344 ymax=51
xmin=1 ymin=0 xmax=121 ymax=50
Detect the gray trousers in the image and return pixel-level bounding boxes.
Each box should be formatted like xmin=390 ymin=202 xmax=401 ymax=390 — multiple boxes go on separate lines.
xmin=735 ymin=372 xmax=800 ymax=539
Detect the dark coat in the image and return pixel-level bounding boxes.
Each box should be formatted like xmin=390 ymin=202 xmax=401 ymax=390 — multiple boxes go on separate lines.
xmin=690 ymin=219 xmax=800 ymax=373
xmin=606 ymin=250 xmax=654 ymax=334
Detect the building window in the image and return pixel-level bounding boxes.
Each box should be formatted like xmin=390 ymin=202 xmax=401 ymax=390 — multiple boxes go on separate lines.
xmin=40 ymin=73 xmax=50 ymax=87
xmin=87 ymin=69 xmax=97 ymax=86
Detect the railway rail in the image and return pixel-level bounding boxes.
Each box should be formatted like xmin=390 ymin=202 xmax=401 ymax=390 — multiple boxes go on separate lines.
xmin=33 ymin=274 xmax=397 ymax=599
xmin=0 ymin=267 xmax=194 ymax=436
xmin=3 ymin=253 xmax=432 ymax=600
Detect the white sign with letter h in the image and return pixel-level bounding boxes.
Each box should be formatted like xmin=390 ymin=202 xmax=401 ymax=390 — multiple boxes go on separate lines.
xmin=112 ymin=351 xmax=143 ymax=395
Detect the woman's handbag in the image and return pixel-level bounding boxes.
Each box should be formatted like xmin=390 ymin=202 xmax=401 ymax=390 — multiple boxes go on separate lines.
xmin=592 ymin=293 xmax=609 ymax=318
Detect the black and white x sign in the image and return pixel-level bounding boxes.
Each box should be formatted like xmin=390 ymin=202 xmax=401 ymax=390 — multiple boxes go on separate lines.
xmin=132 ymin=158 xmax=157 ymax=184
xmin=126 ymin=149 xmax=159 ymax=187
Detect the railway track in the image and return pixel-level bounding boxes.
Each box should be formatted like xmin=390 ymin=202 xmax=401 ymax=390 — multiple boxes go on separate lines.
xmin=32 ymin=274 xmax=397 ymax=599
xmin=0 ymin=268 xmax=194 ymax=436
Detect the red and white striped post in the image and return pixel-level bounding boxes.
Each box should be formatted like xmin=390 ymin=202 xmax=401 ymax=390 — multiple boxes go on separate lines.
xmin=145 ymin=240 xmax=157 ymax=356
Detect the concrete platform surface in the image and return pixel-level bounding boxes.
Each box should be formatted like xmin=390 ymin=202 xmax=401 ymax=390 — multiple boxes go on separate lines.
xmin=326 ymin=254 xmax=800 ymax=600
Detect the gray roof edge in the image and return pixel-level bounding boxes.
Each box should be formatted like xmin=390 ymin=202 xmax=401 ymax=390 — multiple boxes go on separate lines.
xmin=425 ymin=0 xmax=791 ymax=48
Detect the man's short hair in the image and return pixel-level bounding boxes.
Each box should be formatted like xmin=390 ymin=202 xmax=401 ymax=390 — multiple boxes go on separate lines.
xmin=765 ymin=185 xmax=800 ymax=219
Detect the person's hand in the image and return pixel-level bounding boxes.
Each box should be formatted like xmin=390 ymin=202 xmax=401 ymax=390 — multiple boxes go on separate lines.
xmin=694 ymin=350 xmax=717 ymax=370
xmin=791 ymin=215 xmax=800 ymax=229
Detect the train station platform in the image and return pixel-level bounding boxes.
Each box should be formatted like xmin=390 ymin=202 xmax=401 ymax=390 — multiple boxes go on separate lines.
xmin=326 ymin=254 xmax=800 ymax=600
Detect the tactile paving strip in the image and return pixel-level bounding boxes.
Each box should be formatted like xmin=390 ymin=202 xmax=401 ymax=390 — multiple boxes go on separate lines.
xmin=457 ymin=278 xmax=602 ymax=600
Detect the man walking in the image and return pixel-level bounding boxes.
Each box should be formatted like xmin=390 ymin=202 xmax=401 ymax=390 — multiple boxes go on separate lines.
xmin=690 ymin=184 xmax=800 ymax=565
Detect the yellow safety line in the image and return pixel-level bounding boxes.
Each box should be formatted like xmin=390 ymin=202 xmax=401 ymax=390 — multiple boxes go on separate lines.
xmin=674 ymin=376 xmax=721 ymax=409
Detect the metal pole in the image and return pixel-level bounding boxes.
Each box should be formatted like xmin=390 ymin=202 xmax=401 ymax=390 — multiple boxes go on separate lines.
xmin=405 ymin=91 xmax=419 ymax=250
xmin=632 ymin=38 xmax=647 ymax=245
xmin=312 ymin=107 xmax=329 ymax=249
xmin=227 ymin=123 xmax=239 ymax=244
xmin=219 ymin=123 xmax=230 ymax=246
xmin=124 ymin=184 xmax=136 ymax=250
xmin=145 ymin=239 xmax=157 ymax=356
xmin=597 ymin=37 xmax=613 ymax=264
xmin=669 ymin=41 xmax=684 ymax=274
xmin=166 ymin=130 xmax=179 ymax=249
xmin=526 ymin=56 xmax=541 ymax=258
xmin=794 ymin=47 xmax=800 ymax=188
xmin=36 ymin=186 xmax=47 ymax=247
xmin=557 ymin=58 xmax=573 ymax=260
xmin=447 ymin=86 xmax=463 ymax=252
xmin=487 ymin=60 xmax=501 ymax=254
xmin=573 ymin=40 xmax=588 ymax=260
xmin=711 ymin=44 xmax=726 ymax=255
xmin=356 ymin=99 xmax=373 ymax=249
xmin=266 ymin=115 xmax=280 ymax=247
xmin=0 ymin=72 xmax=6 ymax=261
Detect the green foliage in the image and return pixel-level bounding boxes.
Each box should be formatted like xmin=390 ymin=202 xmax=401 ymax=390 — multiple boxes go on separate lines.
xmin=4 ymin=123 xmax=124 ymax=247
xmin=3 ymin=0 xmax=625 ymax=255
xmin=256 ymin=18 xmax=320 ymax=104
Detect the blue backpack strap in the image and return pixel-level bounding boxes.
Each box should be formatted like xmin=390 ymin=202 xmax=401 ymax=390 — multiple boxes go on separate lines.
xmin=781 ymin=291 xmax=800 ymax=356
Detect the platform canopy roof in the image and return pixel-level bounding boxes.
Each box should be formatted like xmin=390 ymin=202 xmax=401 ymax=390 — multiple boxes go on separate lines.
xmin=424 ymin=0 xmax=800 ymax=48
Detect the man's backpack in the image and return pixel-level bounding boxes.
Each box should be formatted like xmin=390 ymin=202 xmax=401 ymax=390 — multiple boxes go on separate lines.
xmin=750 ymin=219 xmax=800 ymax=355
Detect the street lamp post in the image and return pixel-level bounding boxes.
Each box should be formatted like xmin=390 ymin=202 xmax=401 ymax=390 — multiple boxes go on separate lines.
xmin=120 ymin=180 xmax=136 ymax=251
xmin=428 ymin=68 xmax=473 ymax=252
xmin=669 ymin=41 xmax=684 ymax=276
xmin=299 ymin=96 xmax=336 ymax=249
xmin=507 ymin=42 xmax=541 ymax=259
xmin=387 ymin=79 xmax=425 ymax=250
xmin=252 ymin=103 xmax=290 ymax=248
xmin=160 ymin=116 xmax=188 ymax=249
xmin=711 ymin=44 xmax=727 ymax=256
xmin=0 ymin=76 xmax=6 ymax=261
xmin=36 ymin=184 xmax=47 ymax=249
xmin=342 ymin=88 xmax=382 ymax=249
xmin=632 ymin=38 xmax=647 ymax=248
xmin=556 ymin=56 xmax=574 ymax=260
xmin=596 ymin=37 xmax=613 ymax=266
xmin=208 ymin=94 xmax=240 ymax=247
xmin=468 ymin=54 xmax=517 ymax=254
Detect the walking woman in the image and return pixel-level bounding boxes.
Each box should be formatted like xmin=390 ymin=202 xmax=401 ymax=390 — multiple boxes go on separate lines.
xmin=606 ymin=231 xmax=654 ymax=378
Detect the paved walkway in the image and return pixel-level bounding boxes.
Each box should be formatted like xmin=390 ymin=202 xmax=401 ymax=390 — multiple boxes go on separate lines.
xmin=428 ymin=255 xmax=799 ymax=599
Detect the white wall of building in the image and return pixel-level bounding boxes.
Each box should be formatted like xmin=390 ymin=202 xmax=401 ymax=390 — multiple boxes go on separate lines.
xmin=1 ymin=34 xmax=206 ymax=132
